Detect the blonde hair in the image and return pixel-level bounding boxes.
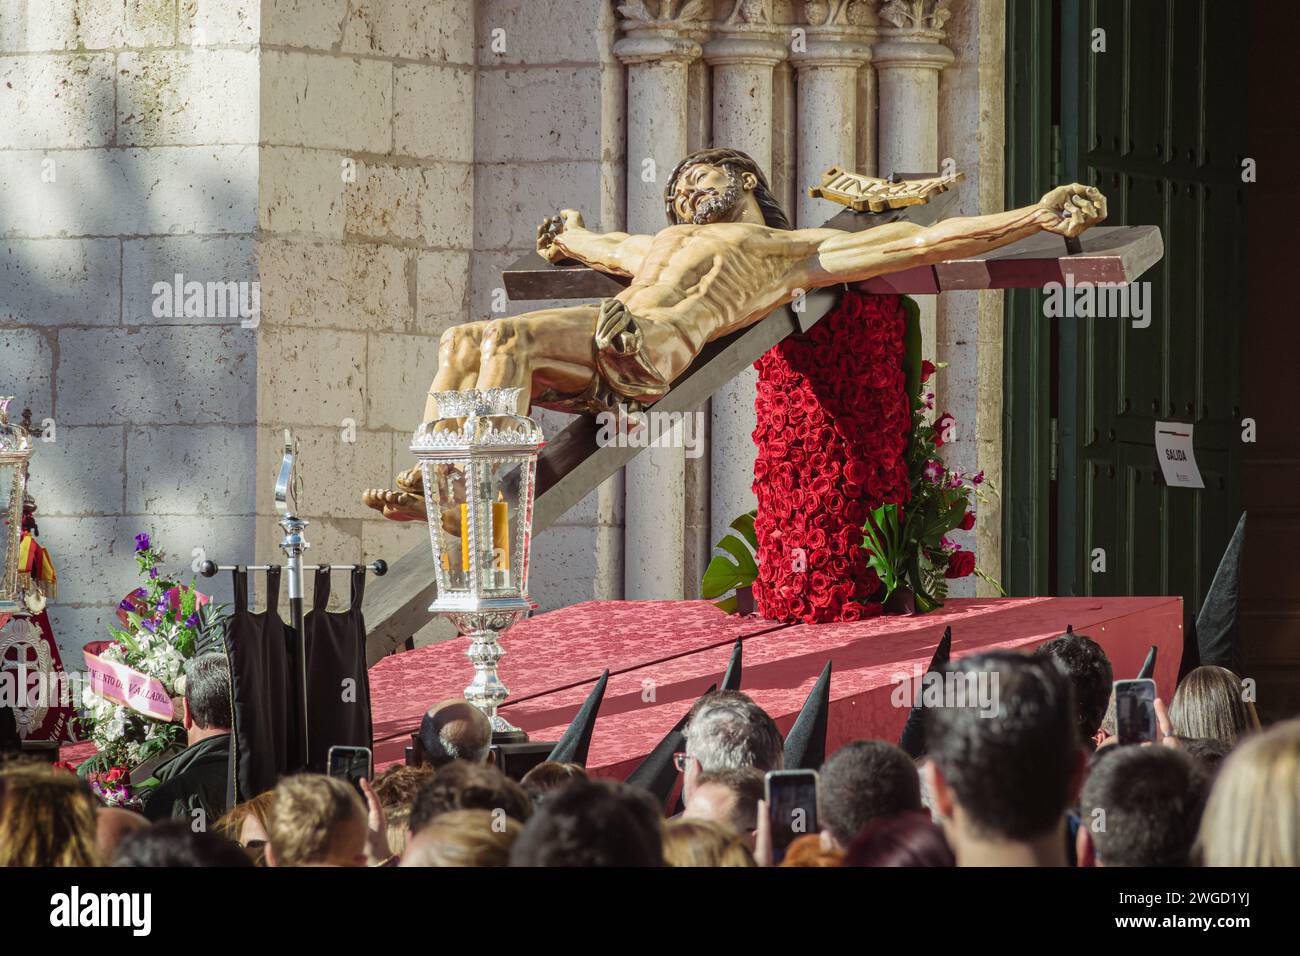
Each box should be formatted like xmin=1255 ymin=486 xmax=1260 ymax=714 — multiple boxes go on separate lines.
xmin=1170 ymin=666 xmax=1262 ymax=747
xmin=662 ymin=818 xmax=756 ymax=867
xmin=0 ymin=764 xmax=100 ymax=867
xmin=401 ymin=809 xmax=520 ymax=867
xmin=268 ymin=774 xmax=364 ymax=866
xmin=1199 ymin=719 xmax=1300 ymax=866
xmin=384 ymin=804 xmax=413 ymax=856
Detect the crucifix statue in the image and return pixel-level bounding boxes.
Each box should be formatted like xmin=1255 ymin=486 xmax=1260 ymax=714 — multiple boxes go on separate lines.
xmin=362 ymin=147 xmax=1106 ymax=523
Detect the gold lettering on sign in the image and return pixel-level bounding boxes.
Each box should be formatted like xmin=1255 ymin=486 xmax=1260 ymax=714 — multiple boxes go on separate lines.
xmin=809 ymin=165 xmax=965 ymax=213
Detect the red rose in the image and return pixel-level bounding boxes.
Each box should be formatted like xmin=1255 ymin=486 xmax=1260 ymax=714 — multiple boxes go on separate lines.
xmin=945 ymin=550 xmax=976 ymax=579
xmin=921 ymin=359 xmax=936 ymax=383
xmin=933 ymin=412 xmax=956 ymax=447
xmin=960 ymin=510 xmax=976 ymax=531
xmin=753 ymin=291 xmax=911 ymax=623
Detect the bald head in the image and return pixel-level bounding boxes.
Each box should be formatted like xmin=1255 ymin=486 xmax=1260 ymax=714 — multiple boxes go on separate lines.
xmin=419 ymin=698 xmax=492 ymax=768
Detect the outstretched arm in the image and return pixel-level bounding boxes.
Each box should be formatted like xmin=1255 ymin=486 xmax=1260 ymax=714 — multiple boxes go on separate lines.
xmin=537 ymin=209 xmax=654 ymax=278
xmin=806 ymin=184 xmax=1107 ymax=286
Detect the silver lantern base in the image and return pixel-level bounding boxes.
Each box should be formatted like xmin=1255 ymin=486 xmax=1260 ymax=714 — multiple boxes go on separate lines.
xmin=447 ymin=607 xmax=529 ymax=743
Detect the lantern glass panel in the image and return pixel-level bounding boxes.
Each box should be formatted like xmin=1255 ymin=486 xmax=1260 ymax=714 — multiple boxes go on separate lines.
xmin=423 ymin=459 xmax=469 ymax=592
xmin=0 ymin=462 xmax=22 ymax=610
xmin=464 ymin=456 xmax=529 ymax=594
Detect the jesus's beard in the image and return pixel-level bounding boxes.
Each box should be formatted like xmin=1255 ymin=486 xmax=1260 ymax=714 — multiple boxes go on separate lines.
xmin=689 ymin=173 xmax=741 ymax=225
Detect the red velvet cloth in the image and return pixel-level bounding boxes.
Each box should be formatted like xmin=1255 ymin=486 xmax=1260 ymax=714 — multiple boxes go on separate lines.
xmin=752 ymin=290 xmax=911 ymax=624
xmin=367 ymin=600 xmax=784 ymax=747
xmin=367 ymin=596 xmax=1183 ymax=773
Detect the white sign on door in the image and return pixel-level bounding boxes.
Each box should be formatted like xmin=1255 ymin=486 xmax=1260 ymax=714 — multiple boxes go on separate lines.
xmin=1154 ymin=421 xmax=1204 ymax=489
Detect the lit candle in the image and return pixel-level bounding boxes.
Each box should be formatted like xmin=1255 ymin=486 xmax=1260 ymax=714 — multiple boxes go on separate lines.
xmin=459 ymin=503 xmax=469 ymax=572
xmin=492 ymin=491 xmax=510 ymax=571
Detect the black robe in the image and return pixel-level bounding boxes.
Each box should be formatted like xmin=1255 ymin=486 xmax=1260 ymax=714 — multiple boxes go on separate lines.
xmin=142 ymin=732 xmax=232 ymax=825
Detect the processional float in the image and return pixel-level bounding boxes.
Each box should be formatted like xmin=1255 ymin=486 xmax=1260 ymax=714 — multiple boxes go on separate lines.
xmin=369 ymin=156 xmax=1163 ymax=736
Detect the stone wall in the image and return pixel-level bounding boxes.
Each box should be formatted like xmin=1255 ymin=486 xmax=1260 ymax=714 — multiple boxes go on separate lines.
xmin=1 ymin=0 xmax=260 ymax=659
xmin=469 ymin=0 xmax=625 ymax=612
xmin=937 ymin=0 xmax=1004 ymax=597
xmin=0 ymin=0 xmax=1008 ymax=662
xmin=252 ymin=0 xmax=475 ymax=630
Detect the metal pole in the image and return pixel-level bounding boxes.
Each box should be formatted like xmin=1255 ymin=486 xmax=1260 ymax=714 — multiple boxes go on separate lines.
xmin=279 ymin=512 xmax=309 ymax=771
xmin=273 ymin=430 xmax=311 ymax=770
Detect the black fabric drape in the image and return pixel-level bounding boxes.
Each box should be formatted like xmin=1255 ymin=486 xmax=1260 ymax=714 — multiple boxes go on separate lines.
xmin=224 ymin=567 xmax=299 ymax=805
xmin=303 ymin=567 xmax=373 ymax=773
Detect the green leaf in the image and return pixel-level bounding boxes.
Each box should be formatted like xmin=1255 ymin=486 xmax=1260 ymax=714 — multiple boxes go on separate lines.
xmin=901 ymin=295 xmax=923 ymax=411
xmin=114 ymin=627 xmax=141 ymax=655
xmin=863 ymin=504 xmax=905 ymax=600
xmin=700 ymin=510 xmax=760 ymax=605
xmin=729 ymin=510 xmax=758 ymax=550
xmin=711 ymin=595 xmax=739 ymax=615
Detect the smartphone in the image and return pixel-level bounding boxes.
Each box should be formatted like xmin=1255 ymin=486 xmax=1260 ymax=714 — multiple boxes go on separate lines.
xmin=765 ymin=769 xmax=818 ymax=865
xmin=326 ymin=745 xmax=373 ymax=794
xmin=1114 ymin=679 xmax=1157 ymax=745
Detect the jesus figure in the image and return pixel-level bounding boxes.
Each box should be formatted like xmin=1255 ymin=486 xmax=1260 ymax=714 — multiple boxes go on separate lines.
xmin=363 ymin=147 xmax=1105 ymax=521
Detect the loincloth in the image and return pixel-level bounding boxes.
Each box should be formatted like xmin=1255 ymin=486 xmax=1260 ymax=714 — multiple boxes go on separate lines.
xmin=533 ymin=300 xmax=671 ymax=415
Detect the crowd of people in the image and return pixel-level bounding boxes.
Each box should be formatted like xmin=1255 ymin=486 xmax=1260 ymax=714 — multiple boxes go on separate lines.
xmin=0 ymin=632 xmax=1297 ymax=867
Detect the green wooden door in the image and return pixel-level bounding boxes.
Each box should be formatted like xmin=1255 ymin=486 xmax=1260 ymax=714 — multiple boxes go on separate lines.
xmin=1005 ymin=0 xmax=1246 ymax=629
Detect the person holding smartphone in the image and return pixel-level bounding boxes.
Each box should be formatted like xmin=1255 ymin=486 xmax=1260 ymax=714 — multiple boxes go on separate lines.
xmin=921 ymin=652 xmax=1084 ymax=867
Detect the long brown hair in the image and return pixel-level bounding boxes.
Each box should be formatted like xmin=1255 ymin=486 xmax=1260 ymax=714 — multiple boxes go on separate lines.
xmin=664 ymin=148 xmax=792 ymax=229
xmin=1170 ymin=665 xmax=1261 ymax=747
xmin=0 ymin=764 xmax=100 ymax=866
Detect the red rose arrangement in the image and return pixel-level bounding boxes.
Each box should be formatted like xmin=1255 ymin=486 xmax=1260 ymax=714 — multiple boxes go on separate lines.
xmin=751 ymin=290 xmax=911 ymax=623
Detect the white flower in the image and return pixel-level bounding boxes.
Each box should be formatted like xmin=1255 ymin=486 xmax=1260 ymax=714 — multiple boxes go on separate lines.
xmin=102 ymin=709 xmax=126 ymax=741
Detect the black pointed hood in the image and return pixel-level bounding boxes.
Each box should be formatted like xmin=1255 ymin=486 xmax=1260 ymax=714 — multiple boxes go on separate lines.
xmin=721 ymin=638 xmax=743 ymax=691
xmin=783 ymin=661 xmax=832 ymax=771
xmin=898 ymin=626 xmax=952 ymax=758
xmin=1194 ymin=512 xmax=1246 ymax=671
xmin=1136 ymin=645 xmax=1157 ymax=680
xmin=547 ymin=669 xmax=609 ymax=766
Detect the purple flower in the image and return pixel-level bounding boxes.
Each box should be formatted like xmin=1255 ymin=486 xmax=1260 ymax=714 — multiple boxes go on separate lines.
xmin=149 ymin=567 xmax=159 ymax=579
xmin=923 ymin=460 xmax=944 ymax=484
xmin=117 ymin=599 xmax=134 ymax=613
xmin=140 ymin=619 xmax=156 ymax=633
xmin=971 ymin=470 xmax=985 ymax=486
xmin=185 ymin=613 xmax=199 ymax=629
xmin=924 ymin=392 xmax=935 ymax=411
xmin=134 ymin=532 xmax=151 ymax=553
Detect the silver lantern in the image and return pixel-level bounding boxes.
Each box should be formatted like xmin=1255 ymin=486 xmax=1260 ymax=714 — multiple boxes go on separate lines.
xmin=411 ymin=387 xmax=543 ymax=742
xmin=0 ymin=399 xmax=33 ymax=613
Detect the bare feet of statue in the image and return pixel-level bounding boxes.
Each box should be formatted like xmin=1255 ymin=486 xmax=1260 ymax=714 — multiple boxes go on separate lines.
xmin=361 ymin=486 xmax=426 ymax=522
xmin=361 ymin=466 xmax=427 ymax=522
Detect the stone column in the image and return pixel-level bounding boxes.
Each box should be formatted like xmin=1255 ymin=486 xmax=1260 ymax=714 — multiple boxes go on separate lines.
xmin=791 ymin=1 xmax=877 ymax=228
xmin=614 ymin=5 xmax=708 ymax=599
xmin=873 ymin=0 xmax=954 ymax=384
xmin=936 ymin=0 xmax=1005 ymax=597
xmin=704 ymin=2 xmax=787 ymax=551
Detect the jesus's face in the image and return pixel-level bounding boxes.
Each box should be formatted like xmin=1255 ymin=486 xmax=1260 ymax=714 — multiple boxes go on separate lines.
xmin=670 ymin=163 xmax=742 ymax=225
